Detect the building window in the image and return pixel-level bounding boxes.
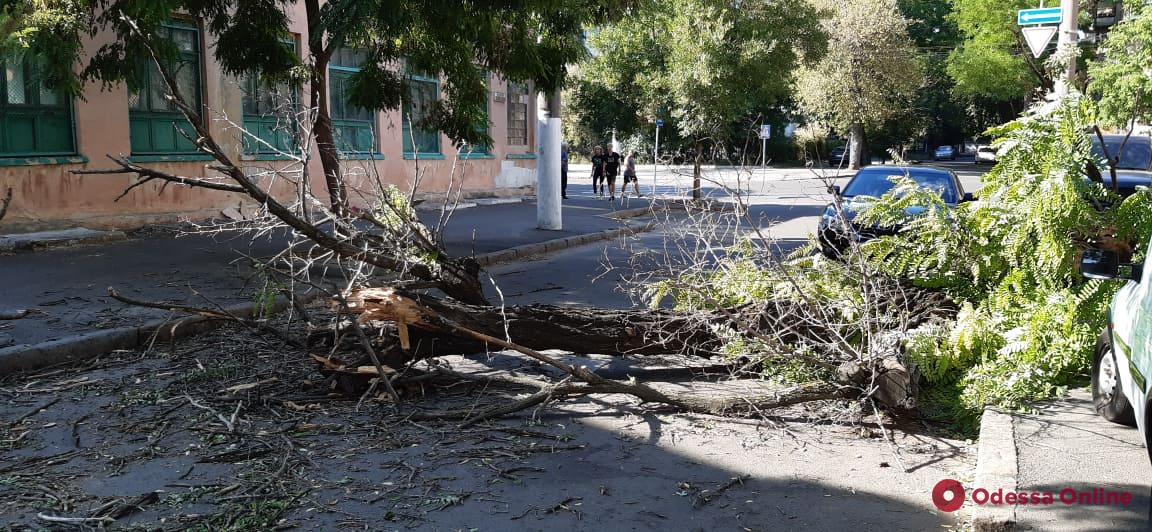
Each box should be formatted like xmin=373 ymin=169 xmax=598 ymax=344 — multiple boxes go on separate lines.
xmin=507 ymin=82 xmax=529 ymax=146
xmin=129 ymin=22 xmax=203 ymax=156
xmin=461 ymin=73 xmax=490 ymax=156
xmin=242 ymin=41 xmax=299 ymax=157
xmin=328 ymin=48 xmax=376 ymax=155
xmin=0 ymin=57 xmax=75 ymax=157
xmin=403 ymin=73 xmax=441 ymax=156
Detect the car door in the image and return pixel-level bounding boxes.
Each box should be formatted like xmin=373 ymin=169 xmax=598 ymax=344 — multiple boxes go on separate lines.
xmin=1124 ymin=240 xmax=1152 ymax=435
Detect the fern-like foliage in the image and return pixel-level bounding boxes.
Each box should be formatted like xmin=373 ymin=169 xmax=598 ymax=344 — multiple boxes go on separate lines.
xmin=861 ymin=97 xmax=1152 ymax=409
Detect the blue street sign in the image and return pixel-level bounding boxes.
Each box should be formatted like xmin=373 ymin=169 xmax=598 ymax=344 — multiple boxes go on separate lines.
xmin=1018 ymin=7 xmax=1062 ymax=26
xmin=655 ymin=119 xmax=664 ymax=127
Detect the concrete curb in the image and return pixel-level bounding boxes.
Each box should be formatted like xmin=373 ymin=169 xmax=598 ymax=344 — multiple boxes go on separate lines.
xmin=474 ymin=221 xmax=657 ymax=267
xmin=0 ymin=295 xmax=314 ymax=375
xmin=972 ymin=408 xmax=1018 ymax=531
xmin=0 ymin=228 xmax=127 ymax=252
xmin=0 ymin=219 xmax=658 ymax=375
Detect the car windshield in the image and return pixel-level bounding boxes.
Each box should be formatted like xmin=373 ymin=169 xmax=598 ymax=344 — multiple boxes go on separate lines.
xmin=1091 ymin=137 xmax=1152 ymax=170
xmin=841 ymin=169 xmax=957 ymax=203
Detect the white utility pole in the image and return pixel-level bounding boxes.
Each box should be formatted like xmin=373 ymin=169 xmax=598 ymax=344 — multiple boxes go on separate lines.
xmin=652 ymin=121 xmax=661 ymax=197
xmin=1055 ymin=0 xmax=1080 ymax=97
xmin=536 ymin=89 xmax=562 ymax=230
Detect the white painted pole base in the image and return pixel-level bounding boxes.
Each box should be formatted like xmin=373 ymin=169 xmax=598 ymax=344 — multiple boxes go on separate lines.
xmin=537 ymin=117 xmax=563 ymax=230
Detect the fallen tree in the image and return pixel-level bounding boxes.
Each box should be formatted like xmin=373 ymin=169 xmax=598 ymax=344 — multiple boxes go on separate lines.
xmin=341 ymin=285 xmax=955 ymax=365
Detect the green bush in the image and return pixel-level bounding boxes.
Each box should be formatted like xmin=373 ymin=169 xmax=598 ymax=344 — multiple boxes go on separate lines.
xmin=859 ymin=97 xmax=1152 ymax=409
xmin=647 ymin=97 xmax=1152 ymax=420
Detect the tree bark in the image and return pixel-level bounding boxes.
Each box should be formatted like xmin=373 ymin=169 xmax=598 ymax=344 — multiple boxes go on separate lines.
xmin=343 ymin=285 xmax=956 ymax=367
xmin=849 ymin=122 xmax=866 ymax=170
xmin=0 ymin=187 xmax=11 ymax=223
xmin=692 ymin=138 xmax=703 ymax=200
xmin=305 ymin=0 xmax=348 ymax=217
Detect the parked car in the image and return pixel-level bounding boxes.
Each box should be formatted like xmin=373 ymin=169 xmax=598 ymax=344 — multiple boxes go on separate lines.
xmin=1080 ymin=245 xmax=1152 ymax=461
xmin=828 ymin=145 xmax=848 ymax=167
xmin=934 ymin=145 xmax=956 ymax=161
xmin=974 ymin=145 xmax=997 ymax=165
xmin=818 ymin=165 xmax=973 ymax=256
xmin=1090 ymin=134 xmax=1152 ymax=197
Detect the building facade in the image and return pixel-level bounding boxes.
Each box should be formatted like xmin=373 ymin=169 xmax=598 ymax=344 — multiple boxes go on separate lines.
xmin=0 ymin=9 xmax=537 ymax=232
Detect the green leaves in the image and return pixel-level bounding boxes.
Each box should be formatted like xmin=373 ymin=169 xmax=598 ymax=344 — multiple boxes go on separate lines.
xmin=1088 ymin=3 xmax=1152 ymax=127
xmin=795 ymin=0 xmax=923 ymax=132
xmin=862 ymin=97 xmax=1152 ymax=410
xmin=947 ymin=0 xmax=1044 ymax=102
xmin=572 ymin=0 xmax=823 ymax=146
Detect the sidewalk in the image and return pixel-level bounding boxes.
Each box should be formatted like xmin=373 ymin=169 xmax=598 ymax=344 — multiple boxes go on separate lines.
xmin=0 ymin=197 xmax=654 ymax=351
xmin=974 ymin=388 xmax=1151 ymax=531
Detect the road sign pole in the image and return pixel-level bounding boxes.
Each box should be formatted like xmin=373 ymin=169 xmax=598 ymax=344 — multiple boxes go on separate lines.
xmin=1056 ymin=0 xmax=1079 ymax=98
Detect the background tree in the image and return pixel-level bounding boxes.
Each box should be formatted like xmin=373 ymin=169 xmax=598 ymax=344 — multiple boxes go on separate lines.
xmin=571 ymin=0 xmax=823 ymax=198
xmin=562 ymin=77 xmax=639 ymax=156
xmin=947 ymin=0 xmax=1046 ymax=121
xmin=1088 ymin=3 xmax=1152 ymax=127
xmin=795 ymin=0 xmax=923 ymax=169
xmin=1 ymin=0 xmax=627 ymax=304
xmin=897 ymin=0 xmax=967 ymax=150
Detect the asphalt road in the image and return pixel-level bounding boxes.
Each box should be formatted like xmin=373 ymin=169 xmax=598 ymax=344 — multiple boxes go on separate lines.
xmin=566 ymin=159 xmax=988 ymax=242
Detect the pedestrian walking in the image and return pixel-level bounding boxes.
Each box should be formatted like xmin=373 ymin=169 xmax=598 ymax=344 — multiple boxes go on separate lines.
xmin=561 ymin=144 xmax=569 ymax=199
xmin=622 ymin=151 xmax=642 ymax=198
xmin=604 ymin=147 xmax=622 ymax=201
xmin=591 ymin=146 xmax=606 ymax=197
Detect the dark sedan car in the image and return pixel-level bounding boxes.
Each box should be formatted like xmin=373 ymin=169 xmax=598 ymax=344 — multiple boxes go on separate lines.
xmin=818 ymin=166 xmax=972 ymax=256
xmin=828 ymin=145 xmax=848 ymax=167
xmin=1090 ymin=135 xmax=1152 ymax=197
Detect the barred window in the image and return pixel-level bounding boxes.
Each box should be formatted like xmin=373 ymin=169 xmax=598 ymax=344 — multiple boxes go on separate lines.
xmin=507 ymin=82 xmax=529 ymax=146
xmin=0 ymin=58 xmax=74 ymax=156
xmin=403 ymin=73 xmax=440 ymax=156
xmin=328 ymin=48 xmax=377 ymax=154
xmin=128 ymin=22 xmax=203 ymax=155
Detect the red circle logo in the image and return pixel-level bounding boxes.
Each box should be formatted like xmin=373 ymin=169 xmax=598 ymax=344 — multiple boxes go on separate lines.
xmin=932 ymin=479 xmax=966 ymax=512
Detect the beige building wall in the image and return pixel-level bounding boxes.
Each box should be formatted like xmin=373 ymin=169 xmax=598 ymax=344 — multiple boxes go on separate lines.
xmin=0 ymin=6 xmax=537 ymax=232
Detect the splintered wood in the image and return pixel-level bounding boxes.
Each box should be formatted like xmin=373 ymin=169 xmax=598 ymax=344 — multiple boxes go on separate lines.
xmin=343 ymin=288 xmax=430 ymax=350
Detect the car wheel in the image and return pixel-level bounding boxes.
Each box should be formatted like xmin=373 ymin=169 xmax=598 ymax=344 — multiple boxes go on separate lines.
xmin=1092 ymin=329 xmax=1137 ymax=426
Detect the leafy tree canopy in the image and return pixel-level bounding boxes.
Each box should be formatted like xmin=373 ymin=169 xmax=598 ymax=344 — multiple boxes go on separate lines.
xmin=795 ymin=0 xmax=923 ymax=134
xmin=1088 ymin=2 xmax=1152 ymax=127
xmin=0 ymin=0 xmax=626 ymax=146
xmin=574 ymin=0 xmax=823 ymax=148
xmin=946 ymin=0 xmax=1045 ymax=102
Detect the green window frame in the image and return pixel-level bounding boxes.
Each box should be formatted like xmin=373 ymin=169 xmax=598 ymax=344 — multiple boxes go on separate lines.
xmin=328 ymin=48 xmax=378 ymax=155
xmin=507 ymin=81 xmax=530 ymax=146
xmin=0 ymin=56 xmax=76 ymax=158
xmin=403 ymin=72 xmax=441 ymax=158
xmin=242 ymin=40 xmax=300 ymax=158
xmin=459 ymin=73 xmax=492 ymax=158
xmin=129 ymin=22 xmax=204 ymax=157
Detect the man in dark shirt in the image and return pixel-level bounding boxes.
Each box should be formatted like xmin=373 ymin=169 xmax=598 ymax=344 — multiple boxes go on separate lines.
xmin=590 ymin=146 xmax=606 ymax=197
xmin=561 ymin=145 xmax=569 ymax=199
xmin=604 ymin=148 xmax=622 ymax=201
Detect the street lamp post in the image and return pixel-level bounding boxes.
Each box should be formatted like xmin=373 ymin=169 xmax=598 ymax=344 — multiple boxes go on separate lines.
xmin=653 ymin=119 xmax=663 ymax=197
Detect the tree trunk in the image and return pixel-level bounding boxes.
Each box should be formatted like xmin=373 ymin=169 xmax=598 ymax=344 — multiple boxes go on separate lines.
xmin=692 ymin=139 xmax=703 ymax=200
xmin=343 ymin=285 xmax=956 ymax=367
xmin=330 ymin=287 xmax=946 ymax=413
xmin=301 ymin=0 xmax=484 ymax=305
xmin=305 ymin=0 xmax=348 ymax=216
xmin=0 ymin=187 xmax=11 ymax=223
xmin=849 ymin=123 xmax=866 ymax=170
